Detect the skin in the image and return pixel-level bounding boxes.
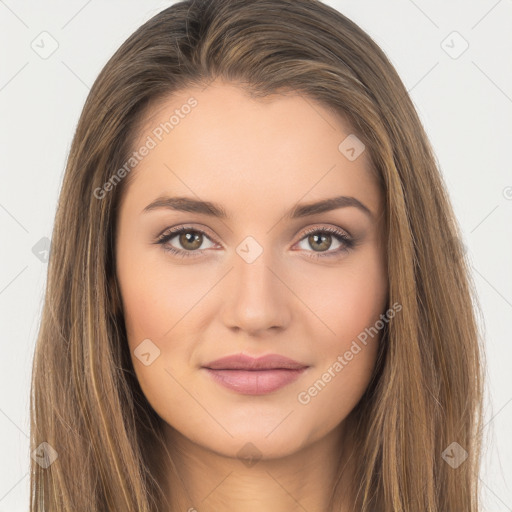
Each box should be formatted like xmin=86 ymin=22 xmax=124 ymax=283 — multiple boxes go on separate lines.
xmin=115 ymin=78 xmax=388 ymax=512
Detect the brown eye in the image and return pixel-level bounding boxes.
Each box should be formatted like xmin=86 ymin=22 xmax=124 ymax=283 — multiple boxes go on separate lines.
xmin=156 ymin=226 xmax=217 ymax=258
xmin=178 ymin=231 xmax=203 ymax=251
xmin=307 ymin=232 xmax=333 ymax=252
xmin=295 ymin=226 xmax=354 ymax=259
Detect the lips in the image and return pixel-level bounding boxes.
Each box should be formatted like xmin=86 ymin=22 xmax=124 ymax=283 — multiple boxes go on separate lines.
xmin=202 ymin=354 xmax=309 ymax=395
xmin=203 ymin=353 xmax=308 ymax=371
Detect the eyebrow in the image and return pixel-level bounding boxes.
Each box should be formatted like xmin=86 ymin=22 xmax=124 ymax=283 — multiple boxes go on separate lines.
xmin=142 ymin=195 xmax=374 ymax=219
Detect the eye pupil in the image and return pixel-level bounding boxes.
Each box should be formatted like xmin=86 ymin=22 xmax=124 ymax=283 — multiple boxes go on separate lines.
xmin=309 ymin=233 xmax=331 ymax=252
xmin=180 ymin=231 xmax=202 ymax=250
xmin=161 ymin=227 xmax=349 ymax=259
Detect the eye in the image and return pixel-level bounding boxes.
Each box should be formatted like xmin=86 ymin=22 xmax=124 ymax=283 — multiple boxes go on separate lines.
xmin=155 ymin=224 xmax=355 ymax=260
xmin=155 ymin=226 xmax=217 ymax=259
xmin=294 ymin=226 xmax=354 ymax=259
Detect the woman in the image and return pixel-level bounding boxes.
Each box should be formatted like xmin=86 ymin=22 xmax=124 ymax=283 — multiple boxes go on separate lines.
xmin=30 ymin=0 xmax=484 ymax=510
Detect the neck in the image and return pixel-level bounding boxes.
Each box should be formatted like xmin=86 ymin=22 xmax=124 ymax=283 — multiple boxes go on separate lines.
xmin=156 ymin=423 xmax=356 ymax=512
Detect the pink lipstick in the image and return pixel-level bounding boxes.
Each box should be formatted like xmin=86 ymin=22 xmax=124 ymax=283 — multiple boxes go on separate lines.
xmin=202 ymin=353 xmax=308 ymax=395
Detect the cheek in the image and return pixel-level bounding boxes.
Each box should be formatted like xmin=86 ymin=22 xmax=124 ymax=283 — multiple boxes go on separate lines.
xmin=116 ymin=262 xmax=200 ymax=432
xmin=292 ymin=248 xmax=387 ymax=418
xmin=298 ymin=245 xmax=387 ymax=354
xmin=116 ymin=245 xmax=221 ymax=415
xmin=117 ymin=242 xmax=210 ymax=344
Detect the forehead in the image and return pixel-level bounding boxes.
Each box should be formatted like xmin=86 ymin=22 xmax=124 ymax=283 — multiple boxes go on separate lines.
xmin=122 ymin=80 xmax=382 ymax=220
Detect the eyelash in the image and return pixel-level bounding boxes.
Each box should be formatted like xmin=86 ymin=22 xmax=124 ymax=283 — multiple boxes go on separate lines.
xmin=155 ymin=225 xmax=355 ymax=260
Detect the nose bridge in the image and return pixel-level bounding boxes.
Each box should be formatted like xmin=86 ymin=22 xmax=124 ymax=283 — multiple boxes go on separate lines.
xmin=221 ymin=235 xmax=291 ymax=334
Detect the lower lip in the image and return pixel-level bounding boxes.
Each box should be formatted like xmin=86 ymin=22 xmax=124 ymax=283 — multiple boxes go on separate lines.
xmin=203 ymin=368 xmax=307 ymax=395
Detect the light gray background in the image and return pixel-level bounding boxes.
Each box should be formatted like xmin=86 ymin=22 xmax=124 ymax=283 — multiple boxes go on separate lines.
xmin=1 ymin=1 xmax=511 ymax=510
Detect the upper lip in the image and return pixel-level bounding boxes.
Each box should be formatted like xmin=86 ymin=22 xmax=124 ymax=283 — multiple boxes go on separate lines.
xmin=202 ymin=353 xmax=308 ymax=370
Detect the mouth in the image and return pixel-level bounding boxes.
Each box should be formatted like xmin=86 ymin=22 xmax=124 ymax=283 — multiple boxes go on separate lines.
xmin=203 ymin=353 xmax=308 ymax=371
xmin=201 ymin=353 xmax=309 ymax=395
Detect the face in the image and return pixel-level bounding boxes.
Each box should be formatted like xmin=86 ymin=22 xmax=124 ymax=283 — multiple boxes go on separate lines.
xmin=115 ymin=79 xmax=388 ymax=460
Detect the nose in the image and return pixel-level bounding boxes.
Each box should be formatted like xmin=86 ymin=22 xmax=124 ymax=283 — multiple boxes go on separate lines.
xmin=220 ymin=246 xmax=292 ymax=336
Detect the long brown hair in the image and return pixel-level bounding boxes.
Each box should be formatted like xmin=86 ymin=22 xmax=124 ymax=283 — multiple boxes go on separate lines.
xmin=30 ymin=0 xmax=484 ymax=510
